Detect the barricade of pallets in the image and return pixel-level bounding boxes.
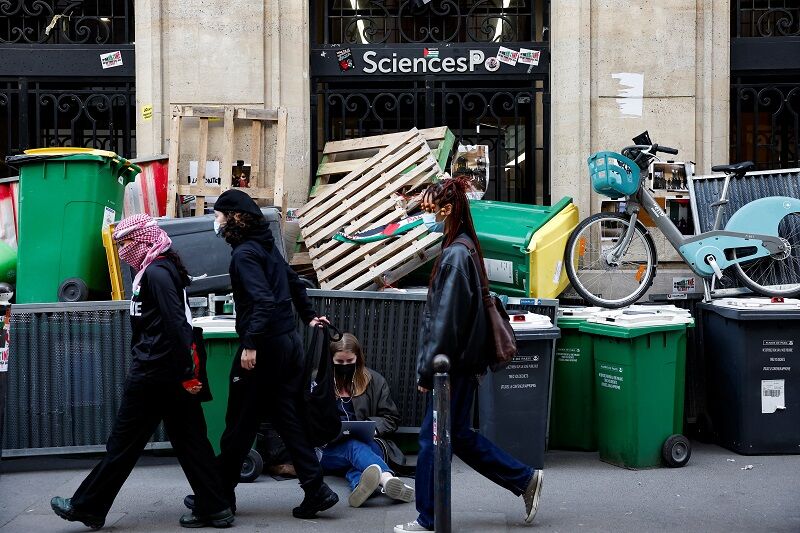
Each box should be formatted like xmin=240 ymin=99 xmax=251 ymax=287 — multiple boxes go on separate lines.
xmin=298 ymin=128 xmax=449 ymax=290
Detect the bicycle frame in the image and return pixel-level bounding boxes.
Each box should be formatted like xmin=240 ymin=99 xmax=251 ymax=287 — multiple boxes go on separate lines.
xmin=610 ymin=180 xmax=793 ymax=281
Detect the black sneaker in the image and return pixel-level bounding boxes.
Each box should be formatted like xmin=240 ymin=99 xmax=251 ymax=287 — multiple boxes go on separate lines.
xmin=292 ymin=482 xmax=339 ymax=519
xmin=184 ymin=495 xmax=236 ymax=515
xmin=50 ymin=497 xmax=105 ymax=530
xmin=179 ymin=508 xmax=234 ymax=529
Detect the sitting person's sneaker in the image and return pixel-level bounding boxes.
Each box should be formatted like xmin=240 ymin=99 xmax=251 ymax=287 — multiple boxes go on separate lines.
xmin=349 ymin=464 xmax=382 ymax=507
xmin=179 ymin=508 xmax=235 ymax=529
xmin=184 ymin=494 xmax=236 ymax=515
xmin=394 ymin=520 xmax=432 ymax=532
xmin=50 ymin=497 xmax=105 ymax=530
xmin=523 ymin=469 xmax=543 ymax=524
xmin=383 ymin=476 xmax=415 ymax=503
xmin=292 ymin=482 xmax=339 ymax=519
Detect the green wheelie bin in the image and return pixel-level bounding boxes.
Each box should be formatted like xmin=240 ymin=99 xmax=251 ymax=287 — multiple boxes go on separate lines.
xmin=579 ymin=311 xmax=693 ymax=469
xmin=192 ymin=316 xmax=264 ymax=482
xmin=7 ymin=148 xmax=139 ymax=303
xmin=548 ymin=307 xmax=604 ymax=451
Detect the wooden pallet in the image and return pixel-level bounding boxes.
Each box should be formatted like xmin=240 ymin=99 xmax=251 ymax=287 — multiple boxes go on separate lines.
xmin=298 ymin=128 xmax=445 ymax=290
xmin=166 ymin=105 xmax=287 ymax=217
xmin=310 ymin=126 xmax=455 ymax=199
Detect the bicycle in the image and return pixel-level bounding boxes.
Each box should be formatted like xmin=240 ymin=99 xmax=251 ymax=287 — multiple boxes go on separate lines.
xmin=564 ymin=131 xmax=800 ymax=308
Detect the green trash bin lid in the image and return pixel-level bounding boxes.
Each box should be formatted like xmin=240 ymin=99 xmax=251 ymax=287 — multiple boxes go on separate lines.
xmin=578 ymin=321 xmax=690 ymax=339
xmin=470 ymin=196 xmax=573 ymax=252
xmin=6 ymin=148 xmax=142 ymax=178
xmin=193 ymin=316 xmax=239 ymax=339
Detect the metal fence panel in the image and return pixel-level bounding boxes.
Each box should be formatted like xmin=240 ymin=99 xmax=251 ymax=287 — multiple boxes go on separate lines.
xmin=3 ymin=301 xmax=169 ymax=457
xmin=302 ymin=290 xmax=429 ymax=428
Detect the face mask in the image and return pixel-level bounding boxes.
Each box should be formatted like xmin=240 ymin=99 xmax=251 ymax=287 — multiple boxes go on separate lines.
xmin=422 ymin=212 xmax=445 ymax=233
xmin=334 ymin=363 xmax=357 ymax=383
xmin=118 ymin=241 xmax=147 ymax=270
xmin=213 ymin=219 xmax=224 ymax=237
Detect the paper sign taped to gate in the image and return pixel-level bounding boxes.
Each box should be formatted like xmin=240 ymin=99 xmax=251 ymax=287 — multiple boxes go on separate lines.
xmin=484 ymin=258 xmax=513 ymax=284
xmin=761 ymin=379 xmax=785 ymax=414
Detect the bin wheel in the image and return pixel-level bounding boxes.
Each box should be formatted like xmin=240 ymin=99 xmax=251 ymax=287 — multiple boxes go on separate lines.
xmin=58 ymin=278 xmax=89 ymax=302
xmin=662 ymin=434 xmax=691 ymax=468
xmin=240 ymin=449 xmax=264 ymax=483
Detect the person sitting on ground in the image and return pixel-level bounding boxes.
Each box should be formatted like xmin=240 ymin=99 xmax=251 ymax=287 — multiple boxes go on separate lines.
xmin=321 ymin=332 xmax=415 ymax=508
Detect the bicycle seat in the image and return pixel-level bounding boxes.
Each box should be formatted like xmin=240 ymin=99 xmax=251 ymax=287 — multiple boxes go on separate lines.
xmin=711 ymin=161 xmax=755 ymax=174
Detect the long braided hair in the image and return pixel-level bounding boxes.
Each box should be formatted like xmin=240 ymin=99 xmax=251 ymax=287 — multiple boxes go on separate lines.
xmin=423 ymin=175 xmax=488 ymax=284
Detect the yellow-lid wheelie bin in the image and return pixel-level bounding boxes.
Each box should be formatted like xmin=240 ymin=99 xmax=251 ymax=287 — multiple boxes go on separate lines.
xmin=6 ymin=148 xmax=139 ymax=303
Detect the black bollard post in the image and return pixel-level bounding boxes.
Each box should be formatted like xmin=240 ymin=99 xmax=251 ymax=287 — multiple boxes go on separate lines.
xmin=433 ymin=354 xmax=451 ymax=533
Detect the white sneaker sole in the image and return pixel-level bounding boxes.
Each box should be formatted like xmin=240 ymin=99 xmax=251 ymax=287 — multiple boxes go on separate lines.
xmin=524 ymin=471 xmax=543 ymax=524
xmin=384 ymin=477 xmax=415 ymax=503
xmin=349 ymin=464 xmax=381 ymax=508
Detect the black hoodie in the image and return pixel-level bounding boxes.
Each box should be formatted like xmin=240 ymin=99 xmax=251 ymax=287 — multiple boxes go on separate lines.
xmin=229 ymin=222 xmax=317 ymax=348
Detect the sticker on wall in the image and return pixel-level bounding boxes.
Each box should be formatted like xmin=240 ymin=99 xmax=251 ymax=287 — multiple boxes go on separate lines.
xmin=672 ymin=276 xmax=696 ymax=294
xmin=484 ymin=56 xmax=500 ymax=72
xmin=336 ymin=48 xmax=355 ymax=72
xmin=141 ymin=104 xmax=153 ymax=121
xmin=496 ymin=46 xmax=519 ymax=66
xmin=518 ymin=48 xmax=541 ymax=66
xmin=611 ymin=72 xmax=644 ymax=118
xmin=100 ymin=50 xmax=123 ymax=69
xmin=423 ymin=48 xmax=439 ymax=58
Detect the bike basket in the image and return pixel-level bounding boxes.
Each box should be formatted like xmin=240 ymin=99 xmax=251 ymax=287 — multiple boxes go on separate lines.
xmin=588 ymin=151 xmax=641 ymax=199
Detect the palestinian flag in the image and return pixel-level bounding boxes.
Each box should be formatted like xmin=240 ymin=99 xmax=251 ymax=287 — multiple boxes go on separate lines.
xmin=334 ymin=215 xmax=424 ymax=244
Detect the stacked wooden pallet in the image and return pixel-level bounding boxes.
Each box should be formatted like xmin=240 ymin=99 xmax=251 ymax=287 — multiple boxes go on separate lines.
xmin=311 ymin=126 xmax=454 ymax=199
xmin=298 ymin=128 xmax=447 ymax=290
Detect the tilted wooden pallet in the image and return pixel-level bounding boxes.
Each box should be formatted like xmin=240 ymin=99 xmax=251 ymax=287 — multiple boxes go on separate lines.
xmin=310 ymin=126 xmax=455 ymax=199
xmin=298 ymin=128 xmax=446 ymax=290
xmin=166 ymin=105 xmax=287 ymax=217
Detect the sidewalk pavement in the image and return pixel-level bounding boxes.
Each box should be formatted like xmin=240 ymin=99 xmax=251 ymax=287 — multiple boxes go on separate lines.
xmin=1 ymin=442 xmax=799 ymax=532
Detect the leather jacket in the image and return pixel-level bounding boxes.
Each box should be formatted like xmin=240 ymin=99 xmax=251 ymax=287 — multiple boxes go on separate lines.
xmin=416 ymin=234 xmax=488 ymax=389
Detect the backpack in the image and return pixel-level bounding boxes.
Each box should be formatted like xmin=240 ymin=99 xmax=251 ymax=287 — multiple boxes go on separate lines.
xmin=303 ymin=323 xmax=343 ymax=447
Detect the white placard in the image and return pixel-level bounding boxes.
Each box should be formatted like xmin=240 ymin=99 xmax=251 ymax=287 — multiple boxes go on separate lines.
xmin=484 ymin=258 xmax=513 ymax=284
xmin=188 ymin=161 xmax=221 ymax=185
xmin=100 ymin=51 xmax=123 ymax=69
xmin=761 ymin=379 xmax=786 ymax=414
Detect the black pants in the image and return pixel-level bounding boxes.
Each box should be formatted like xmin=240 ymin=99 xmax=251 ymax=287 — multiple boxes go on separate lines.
xmin=217 ymin=332 xmax=322 ymax=497
xmin=71 ymin=376 xmax=229 ymax=517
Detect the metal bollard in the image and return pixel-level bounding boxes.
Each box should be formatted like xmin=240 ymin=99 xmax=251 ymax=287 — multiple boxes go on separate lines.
xmin=433 ymin=354 xmax=451 ymax=533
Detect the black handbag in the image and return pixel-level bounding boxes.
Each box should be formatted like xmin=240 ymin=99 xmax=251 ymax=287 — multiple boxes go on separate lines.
xmin=303 ymin=323 xmax=343 ymax=447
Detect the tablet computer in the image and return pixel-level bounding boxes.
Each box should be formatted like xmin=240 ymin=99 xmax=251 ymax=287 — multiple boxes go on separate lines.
xmin=340 ymin=420 xmax=377 ymax=442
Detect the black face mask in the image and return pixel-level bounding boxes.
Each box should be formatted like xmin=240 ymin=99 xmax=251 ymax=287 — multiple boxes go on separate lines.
xmin=334 ymin=363 xmax=357 ymax=383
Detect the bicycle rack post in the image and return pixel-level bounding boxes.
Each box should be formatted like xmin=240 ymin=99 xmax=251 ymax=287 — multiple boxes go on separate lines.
xmin=433 ymin=354 xmax=452 ymax=533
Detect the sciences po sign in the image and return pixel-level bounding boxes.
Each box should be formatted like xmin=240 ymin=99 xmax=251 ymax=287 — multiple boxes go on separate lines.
xmin=311 ymin=44 xmax=547 ymax=77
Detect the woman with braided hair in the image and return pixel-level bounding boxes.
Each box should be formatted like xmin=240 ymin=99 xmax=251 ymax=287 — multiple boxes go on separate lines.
xmin=51 ymin=214 xmax=234 ymax=530
xmin=395 ymin=176 xmax=543 ymax=532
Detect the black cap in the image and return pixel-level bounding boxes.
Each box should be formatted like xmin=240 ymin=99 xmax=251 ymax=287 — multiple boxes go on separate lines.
xmin=214 ymin=189 xmax=263 ymax=218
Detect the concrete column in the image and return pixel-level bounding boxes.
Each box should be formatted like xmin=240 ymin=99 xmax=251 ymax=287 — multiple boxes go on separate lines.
xmin=550 ymin=0 xmax=593 ymax=218
xmin=133 ymin=0 xmax=164 ymax=156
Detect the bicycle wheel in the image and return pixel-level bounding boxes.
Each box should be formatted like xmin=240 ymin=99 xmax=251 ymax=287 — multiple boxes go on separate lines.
xmin=733 ymin=212 xmax=800 ymax=297
xmin=565 ymin=213 xmax=658 ymax=308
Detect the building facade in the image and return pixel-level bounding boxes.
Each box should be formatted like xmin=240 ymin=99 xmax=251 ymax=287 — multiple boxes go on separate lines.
xmin=2 ymin=1 xmax=798 ymax=223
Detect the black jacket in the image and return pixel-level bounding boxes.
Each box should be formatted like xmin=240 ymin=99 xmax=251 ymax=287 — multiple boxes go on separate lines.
xmin=229 ymin=225 xmax=316 ymax=348
xmin=349 ymin=369 xmax=401 ymax=436
xmin=129 ymin=257 xmax=195 ymax=384
xmin=416 ymin=234 xmax=488 ymax=389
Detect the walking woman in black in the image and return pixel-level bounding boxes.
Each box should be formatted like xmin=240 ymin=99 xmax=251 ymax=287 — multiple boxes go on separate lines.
xmin=50 ymin=214 xmax=234 ymax=530
xmin=395 ymin=177 xmax=543 ymax=532
xmin=193 ymin=189 xmax=337 ymax=519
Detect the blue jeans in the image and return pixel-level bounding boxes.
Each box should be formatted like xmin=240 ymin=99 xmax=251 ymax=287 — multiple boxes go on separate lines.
xmin=320 ymin=438 xmax=391 ymax=491
xmin=415 ymin=374 xmax=534 ymax=529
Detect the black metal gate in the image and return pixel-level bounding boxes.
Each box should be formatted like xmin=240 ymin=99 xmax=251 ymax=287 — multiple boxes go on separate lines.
xmin=730 ymin=2 xmax=800 ymax=170
xmin=310 ymin=0 xmax=551 ymax=205
xmin=0 ymin=0 xmax=136 ymax=179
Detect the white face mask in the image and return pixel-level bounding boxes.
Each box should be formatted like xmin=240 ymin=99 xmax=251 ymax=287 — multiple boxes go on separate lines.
xmin=213 ymin=220 xmax=223 ymax=236
xmin=421 ymin=212 xmax=445 ymax=233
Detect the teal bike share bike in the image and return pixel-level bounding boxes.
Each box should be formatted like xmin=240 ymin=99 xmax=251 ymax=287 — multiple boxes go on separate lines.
xmin=565 ymin=131 xmax=800 ymax=308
